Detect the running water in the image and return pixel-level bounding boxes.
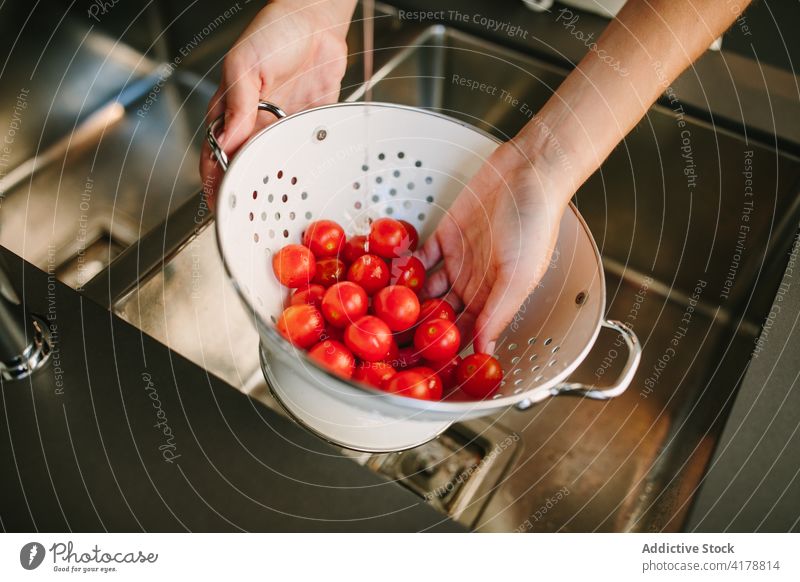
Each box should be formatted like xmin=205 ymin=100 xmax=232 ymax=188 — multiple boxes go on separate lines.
xmin=359 ymin=0 xmax=375 ymax=232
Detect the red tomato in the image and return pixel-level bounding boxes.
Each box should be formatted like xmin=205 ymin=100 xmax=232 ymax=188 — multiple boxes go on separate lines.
xmin=393 ymin=345 xmax=422 ymax=370
xmin=393 ymin=326 xmax=416 ymax=347
xmin=342 ymin=235 xmax=368 ymax=263
xmin=321 ymin=282 xmax=368 ymax=328
xmin=412 ymin=366 xmax=444 ymax=399
xmin=353 ymin=361 xmax=397 ymax=388
xmin=272 ymin=244 xmax=316 ymax=288
xmin=312 ymin=257 xmax=346 ymax=287
xmin=418 ymin=298 xmax=456 ymax=325
xmin=373 ymin=285 xmax=420 ymax=331
xmin=414 ymin=319 xmax=461 ymax=361
xmin=344 ymin=315 xmax=392 ymax=362
xmin=456 ymin=353 xmax=504 ymax=398
xmin=425 ymin=355 xmax=461 ymax=391
xmin=290 ymin=284 xmax=326 ymax=310
xmin=303 ymin=220 xmax=346 ymax=258
xmin=368 ymin=218 xmax=408 ymax=259
xmin=398 ymin=220 xmax=419 ymax=252
xmin=308 ymin=340 xmax=355 ymax=378
xmin=390 ymin=255 xmax=426 ymax=293
xmin=383 ymin=370 xmax=441 ymax=400
xmin=275 ymin=304 xmax=324 ymax=349
xmin=347 ymin=254 xmax=390 ymax=295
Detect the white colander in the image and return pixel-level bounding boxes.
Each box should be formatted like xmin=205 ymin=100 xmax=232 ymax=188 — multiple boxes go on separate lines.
xmin=208 ymin=101 xmax=641 ymax=452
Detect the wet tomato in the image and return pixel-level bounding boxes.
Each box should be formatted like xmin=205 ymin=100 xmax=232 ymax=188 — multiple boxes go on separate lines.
xmin=290 ymin=284 xmax=326 ymax=310
xmin=383 ymin=370 xmax=441 ymax=400
xmin=368 ymin=218 xmax=408 ymax=259
xmin=342 ymin=235 xmax=369 ymax=263
xmin=412 ymin=366 xmax=444 ymax=399
xmin=275 ymin=304 xmax=324 ymax=349
xmin=425 ymin=355 xmax=461 ymax=391
xmin=308 ymin=340 xmax=355 ymax=378
xmin=312 ymin=257 xmax=346 ymax=287
xmin=418 ymin=298 xmax=456 ymax=325
xmin=397 ymin=220 xmax=419 ymax=252
xmin=347 ymin=254 xmax=390 ymax=295
xmin=373 ymin=285 xmax=420 ymax=331
xmin=414 ymin=319 xmax=461 ymax=361
xmin=353 ymin=361 xmax=397 ymax=388
xmin=272 ymin=244 xmax=316 ymax=288
xmin=344 ymin=315 xmax=393 ymax=362
xmin=456 ymin=353 xmax=503 ymax=398
xmin=303 ymin=220 xmax=346 ymax=258
xmin=390 ymin=255 xmax=426 ymax=293
xmin=321 ymin=282 xmax=368 ymax=328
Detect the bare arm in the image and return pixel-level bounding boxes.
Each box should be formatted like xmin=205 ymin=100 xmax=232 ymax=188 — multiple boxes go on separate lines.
xmin=420 ymin=0 xmax=753 ymax=353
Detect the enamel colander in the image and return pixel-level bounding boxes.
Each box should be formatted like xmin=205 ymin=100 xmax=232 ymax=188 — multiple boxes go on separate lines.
xmin=208 ymin=101 xmax=641 ymax=452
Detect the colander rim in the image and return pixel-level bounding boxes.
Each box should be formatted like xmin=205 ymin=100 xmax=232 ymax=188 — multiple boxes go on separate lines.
xmin=215 ymin=101 xmax=606 ymax=414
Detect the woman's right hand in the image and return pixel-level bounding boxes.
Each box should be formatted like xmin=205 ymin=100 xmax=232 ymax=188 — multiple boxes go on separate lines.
xmin=200 ymin=0 xmax=356 ymax=208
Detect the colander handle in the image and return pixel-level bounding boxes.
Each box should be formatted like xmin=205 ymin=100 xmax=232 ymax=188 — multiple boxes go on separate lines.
xmin=551 ymin=319 xmax=641 ymax=400
xmin=206 ymin=101 xmax=287 ymax=171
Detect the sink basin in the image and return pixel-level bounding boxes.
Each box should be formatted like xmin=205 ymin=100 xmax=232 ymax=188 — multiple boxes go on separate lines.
xmin=34 ymin=5 xmax=799 ymax=532
xmin=0 ymin=4 xmax=211 ymax=288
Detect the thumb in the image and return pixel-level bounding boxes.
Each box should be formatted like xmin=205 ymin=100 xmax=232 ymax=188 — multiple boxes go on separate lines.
xmin=472 ymin=273 xmax=533 ymax=355
xmin=219 ymin=67 xmax=261 ymax=156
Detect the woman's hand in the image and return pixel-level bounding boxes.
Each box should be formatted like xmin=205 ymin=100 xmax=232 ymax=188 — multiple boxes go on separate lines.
xmin=200 ymin=0 xmax=356 ymax=208
xmin=416 ymin=142 xmax=571 ymax=354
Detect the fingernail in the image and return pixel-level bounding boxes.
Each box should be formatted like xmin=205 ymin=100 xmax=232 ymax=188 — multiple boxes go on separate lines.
xmin=485 ymin=341 xmax=496 ymax=355
xmin=218 ymin=130 xmax=227 ymax=147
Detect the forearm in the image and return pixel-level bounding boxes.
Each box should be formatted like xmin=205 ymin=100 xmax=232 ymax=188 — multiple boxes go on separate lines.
xmin=514 ymin=0 xmax=752 ymax=200
xmin=269 ymin=0 xmax=357 ymax=38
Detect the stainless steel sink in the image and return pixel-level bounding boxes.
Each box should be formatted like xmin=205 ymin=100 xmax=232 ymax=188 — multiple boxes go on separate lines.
xmin=7 ymin=2 xmax=798 ymax=532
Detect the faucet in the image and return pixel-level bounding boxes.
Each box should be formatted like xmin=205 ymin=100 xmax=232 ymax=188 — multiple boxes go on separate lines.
xmin=0 ymin=254 xmax=51 ymax=381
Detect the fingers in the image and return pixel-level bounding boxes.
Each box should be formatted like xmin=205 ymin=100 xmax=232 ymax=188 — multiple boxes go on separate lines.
xmin=420 ymin=268 xmax=449 ymax=300
xmin=415 ymin=231 xmax=442 ymax=271
xmin=472 ymin=274 xmax=531 ymax=355
xmin=219 ymin=65 xmax=261 ymax=155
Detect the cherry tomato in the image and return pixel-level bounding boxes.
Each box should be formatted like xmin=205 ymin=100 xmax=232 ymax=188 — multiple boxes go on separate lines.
xmin=308 ymin=340 xmax=355 ymax=378
xmin=383 ymin=370 xmax=441 ymax=400
xmin=425 ymin=355 xmax=461 ymax=391
xmin=414 ymin=319 xmax=461 ymax=361
xmin=390 ymin=255 xmax=426 ymax=293
xmin=303 ymin=220 xmax=346 ymax=258
xmin=347 ymin=254 xmax=390 ymax=295
xmin=312 ymin=257 xmax=346 ymax=287
xmin=456 ymin=353 xmax=503 ymax=398
xmin=398 ymin=220 xmax=419 ymax=252
xmin=342 ymin=235 xmax=369 ymax=263
xmin=321 ymin=282 xmax=368 ymax=327
xmin=373 ymin=285 xmax=420 ymax=331
xmin=393 ymin=326 xmax=416 ymax=347
xmin=418 ymin=298 xmax=456 ymax=325
xmin=368 ymin=217 xmax=408 ymax=258
xmin=275 ymin=304 xmax=324 ymax=349
xmin=393 ymin=345 xmax=422 ymax=370
xmin=412 ymin=366 xmax=444 ymax=399
xmin=353 ymin=361 xmax=397 ymax=388
xmin=344 ymin=315 xmax=392 ymax=362
xmin=290 ymin=284 xmax=326 ymax=310
xmin=272 ymin=244 xmax=316 ymax=288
